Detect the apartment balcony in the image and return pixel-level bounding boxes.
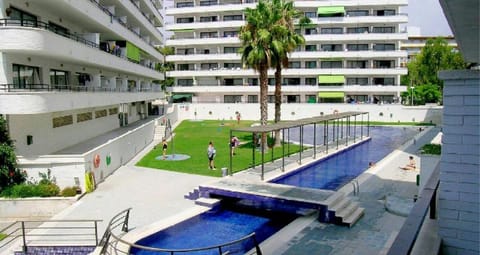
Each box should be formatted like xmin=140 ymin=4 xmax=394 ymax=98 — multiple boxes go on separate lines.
xmin=166 ymin=20 xmax=244 ymax=30
xmin=167 ymin=51 xmax=407 ymax=62
xmin=311 ymin=14 xmax=408 ymax=26
xmin=166 ymin=36 xmax=238 ymax=46
xmin=0 ymin=22 xmax=163 ymax=80
xmin=169 ymin=84 xmax=406 ymax=94
xmin=165 ymin=2 xmax=256 ymax=15
xmin=168 ymin=67 xmax=407 ymax=78
xmin=294 ymin=0 xmax=408 ymax=8
xmin=305 ymin=33 xmax=408 ymax=43
xmin=0 ymin=85 xmax=164 ymax=114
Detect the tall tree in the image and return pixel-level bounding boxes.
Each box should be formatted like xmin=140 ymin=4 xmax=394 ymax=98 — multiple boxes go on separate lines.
xmin=156 ymin=46 xmax=175 ymax=90
xmin=270 ymin=0 xmax=310 ymax=145
xmin=403 ymin=37 xmax=466 ymax=89
xmin=401 ymin=37 xmax=466 ymax=104
xmin=239 ymin=0 xmax=278 ymax=146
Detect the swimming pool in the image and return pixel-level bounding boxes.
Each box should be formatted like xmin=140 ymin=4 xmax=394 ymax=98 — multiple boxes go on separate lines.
xmin=272 ymin=126 xmax=418 ymax=190
xmin=131 ymin=126 xmax=418 ymax=254
xmin=130 ymin=201 xmax=297 ymax=255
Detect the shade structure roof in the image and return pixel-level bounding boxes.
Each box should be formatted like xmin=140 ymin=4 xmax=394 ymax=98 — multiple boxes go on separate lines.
xmin=232 ymin=111 xmax=368 ymax=133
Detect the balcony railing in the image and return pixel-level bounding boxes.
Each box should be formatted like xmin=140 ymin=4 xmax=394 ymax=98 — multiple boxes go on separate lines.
xmin=0 ymin=84 xmax=161 ymax=93
xmin=0 ymin=19 xmax=161 ymax=73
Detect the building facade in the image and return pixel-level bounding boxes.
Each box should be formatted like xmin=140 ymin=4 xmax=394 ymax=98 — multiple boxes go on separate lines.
xmin=165 ymin=0 xmax=408 ymax=104
xmin=0 ymin=0 xmax=165 ymax=157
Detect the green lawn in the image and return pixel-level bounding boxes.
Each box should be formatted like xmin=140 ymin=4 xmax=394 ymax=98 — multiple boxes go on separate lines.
xmin=136 ymin=120 xmax=303 ymax=177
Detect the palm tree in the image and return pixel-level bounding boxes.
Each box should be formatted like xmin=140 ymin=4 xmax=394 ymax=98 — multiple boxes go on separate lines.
xmin=239 ymin=0 xmax=278 ymax=146
xmin=271 ymin=0 xmax=310 ymax=145
xmin=156 ymin=46 xmax=175 ymax=91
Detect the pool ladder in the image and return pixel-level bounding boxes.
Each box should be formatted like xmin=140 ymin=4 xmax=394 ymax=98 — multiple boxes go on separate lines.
xmin=351 ymin=179 xmax=360 ymax=196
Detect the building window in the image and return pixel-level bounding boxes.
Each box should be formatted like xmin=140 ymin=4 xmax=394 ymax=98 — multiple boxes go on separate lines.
xmin=347 ymin=44 xmax=369 ymax=51
xmin=320 ymin=27 xmax=343 ymax=34
xmin=224 ymin=47 xmax=239 ymax=53
xmin=178 ymin=64 xmax=194 ymax=70
xmin=200 ymin=16 xmax=217 ymax=22
xmin=346 ymin=77 xmax=368 ymax=85
xmin=223 ymin=78 xmax=242 ymax=86
xmin=347 ymin=60 xmax=368 ymax=68
xmin=283 ymin=78 xmax=300 ymax=85
xmin=372 ymin=26 xmax=395 ymax=33
xmin=321 ymin=44 xmax=343 ymax=51
xmin=346 ymin=10 xmax=369 ymax=16
xmin=374 ymin=60 xmax=394 ymax=68
xmin=305 ymin=61 xmax=317 ymax=68
xmin=12 ymin=64 xmax=40 ymax=88
xmin=177 ymin=17 xmax=194 ymax=23
xmin=177 ymin=48 xmax=194 ymax=55
xmin=199 ymin=0 xmax=217 ymax=6
xmin=305 ymin=45 xmax=317 ymax=51
xmin=50 ymin=69 xmax=69 ymax=86
xmin=224 ymin=31 xmax=238 ymax=37
xmin=178 ymin=79 xmax=194 ymax=86
xmin=224 ymin=63 xmax=241 ymax=69
xmin=346 ymin=27 xmax=369 ymax=34
xmin=200 ymin=31 xmax=218 ymax=38
xmin=304 ymin=12 xmax=316 ymax=18
xmin=321 ymin=61 xmax=343 ymax=68
xmin=9 ymin=7 xmax=37 ymax=26
xmin=286 ymin=95 xmax=300 ymax=103
xmin=200 ymin=63 xmax=218 ymax=70
xmin=288 ymin=62 xmax=301 ymax=69
xmin=374 ymin=44 xmax=396 ymax=51
xmin=176 ymin=2 xmax=194 ymax=8
xmin=376 ymin=9 xmax=396 ymax=16
xmin=267 ymin=95 xmax=275 ymax=103
xmin=223 ymin=15 xmax=243 ymax=21
xmin=306 ymin=95 xmax=317 ymax=103
xmin=373 ymin=77 xmax=395 ymax=85
xmin=247 ymin=78 xmax=258 ymax=86
xmin=305 ymin=78 xmax=317 ymax=85
xmin=224 ymin=95 xmax=242 ymax=103
xmin=305 ymin=28 xmax=317 ymax=35
xmin=247 ymin=95 xmax=258 ymax=103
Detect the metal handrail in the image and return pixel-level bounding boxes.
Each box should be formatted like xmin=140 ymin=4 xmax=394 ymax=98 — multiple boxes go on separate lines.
xmin=0 ymin=219 xmax=102 ymax=253
xmin=386 ymin=164 xmax=440 ymax=255
xmin=0 ymin=84 xmax=160 ymax=93
xmin=101 ymin=208 xmax=263 ymax=254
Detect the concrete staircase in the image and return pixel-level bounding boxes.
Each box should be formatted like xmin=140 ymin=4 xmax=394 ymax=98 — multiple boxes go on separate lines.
xmin=325 ymin=192 xmax=365 ymax=227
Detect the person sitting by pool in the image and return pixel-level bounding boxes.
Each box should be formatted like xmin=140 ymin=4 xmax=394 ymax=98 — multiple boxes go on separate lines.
xmin=400 ymin=156 xmax=416 ymax=170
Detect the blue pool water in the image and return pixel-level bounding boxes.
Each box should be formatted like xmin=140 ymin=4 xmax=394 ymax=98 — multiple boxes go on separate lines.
xmin=131 ymin=203 xmax=296 ymax=255
xmin=132 ymin=126 xmax=418 ymax=254
xmin=273 ymin=126 xmax=418 ymax=190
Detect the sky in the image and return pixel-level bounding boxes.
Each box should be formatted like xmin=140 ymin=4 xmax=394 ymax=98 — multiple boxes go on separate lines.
xmin=403 ymin=0 xmax=453 ymax=36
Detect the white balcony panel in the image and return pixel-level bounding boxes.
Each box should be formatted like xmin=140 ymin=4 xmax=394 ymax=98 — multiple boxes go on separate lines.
xmin=0 ymin=28 xmax=163 ymax=80
xmin=167 ymin=20 xmax=244 ymax=30
xmin=0 ymin=92 xmax=163 ymax=115
xmin=305 ymin=33 xmax=407 ymax=42
xmin=343 ymin=85 xmax=407 ymax=93
xmin=166 ymin=3 xmax=256 ymax=15
xmin=167 ymin=53 xmax=239 ymax=62
xmin=294 ymin=0 xmax=407 ymax=8
xmin=292 ymin=50 xmax=407 ymax=59
xmin=312 ymin=15 xmax=408 ymax=25
xmin=168 ymin=68 xmax=407 ymax=78
xmin=166 ymin=37 xmax=239 ymax=46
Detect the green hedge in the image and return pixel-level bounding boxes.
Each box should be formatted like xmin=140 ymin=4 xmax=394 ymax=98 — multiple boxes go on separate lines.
xmin=0 ymin=183 xmax=60 ymax=198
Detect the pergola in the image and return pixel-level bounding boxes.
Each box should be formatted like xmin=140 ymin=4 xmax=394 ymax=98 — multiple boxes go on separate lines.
xmin=230 ymin=111 xmax=370 ymax=180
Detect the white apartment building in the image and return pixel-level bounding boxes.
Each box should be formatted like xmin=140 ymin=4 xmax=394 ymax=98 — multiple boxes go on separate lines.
xmin=0 ymin=0 xmax=165 ymax=187
xmin=165 ymin=0 xmax=409 ymax=104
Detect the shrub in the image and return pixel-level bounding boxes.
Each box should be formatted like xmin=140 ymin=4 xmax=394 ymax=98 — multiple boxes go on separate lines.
xmin=61 ymin=186 xmax=78 ymax=197
xmin=421 ymin=144 xmax=441 ymax=155
xmin=0 ymin=183 xmax=60 ymax=198
xmin=36 ymin=183 xmax=60 ymax=197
